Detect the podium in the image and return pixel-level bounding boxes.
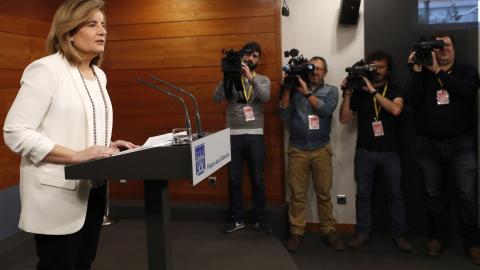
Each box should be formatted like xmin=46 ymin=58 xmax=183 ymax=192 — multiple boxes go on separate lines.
xmin=65 ymin=129 xmax=231 ymax=270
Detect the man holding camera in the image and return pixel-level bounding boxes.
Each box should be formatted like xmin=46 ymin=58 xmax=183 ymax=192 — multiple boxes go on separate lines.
xmin=279 ymin=56 xmax=343 ymax=251
xmin=407 ymin=31 xmax=480 ymax=264
xmin=339 ymin=50 xmax=411 ymax=252
xmin=213 ymin=41 xmax=271 ymax=234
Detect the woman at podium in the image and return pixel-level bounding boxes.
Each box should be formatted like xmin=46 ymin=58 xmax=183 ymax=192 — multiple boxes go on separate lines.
xmin=3 ymin=0 xmax=136 ymax=269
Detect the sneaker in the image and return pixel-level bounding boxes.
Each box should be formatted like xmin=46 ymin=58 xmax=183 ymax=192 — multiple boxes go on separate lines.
xmin=286 ymin=233 xmax=302 ymax=251
xmin=325 ymin=230 xmax=345 ymax=251
xmin=253 ymin=222 xmax=272 ymax=234
xmin=222 ymin=219 xmax=245 ymax=233
xmin=426 ymin=239 xmax=442 ymax=257
xmin=394 ymin=233 xmax=412 ymax=252
xmin=468 ymin=247 xmax=480 ymax=265
xmin=348 ymin=234 xmax=369 ymax=249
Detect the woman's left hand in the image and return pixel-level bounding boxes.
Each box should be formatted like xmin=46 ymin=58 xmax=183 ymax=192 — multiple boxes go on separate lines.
xmin=109 ymin=140 xmax=139 ymax=151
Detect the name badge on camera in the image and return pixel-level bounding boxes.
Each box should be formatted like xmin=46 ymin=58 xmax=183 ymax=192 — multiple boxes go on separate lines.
xmin=308 ymin=115 xmax=319 ymax=130
xmin=437 ymin=90 xmax=450 ymax=105
xmin=372 ymin=118 xmax=384 ymax=137
xmin=243 ymin=105 xmax=255 ymax=121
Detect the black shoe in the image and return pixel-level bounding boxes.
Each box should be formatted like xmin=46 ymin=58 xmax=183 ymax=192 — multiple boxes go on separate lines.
xmin=222 ymin=219 xmax=245 ymax=233
xmin=253 ymin=221 xmax=272 ymax=234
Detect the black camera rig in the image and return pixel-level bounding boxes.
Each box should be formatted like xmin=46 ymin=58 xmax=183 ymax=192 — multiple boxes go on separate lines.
xmin=221 ymin=49 xmax=245 ymax=75
xmin=345 ymin=59 xmax=377 ymax=91
xmin=412 ymin=35 xmax=445 ymax=65
xmin=220 ymin=48 xmax=247 ymax=103
xmin=282 ymin=49 xmax=315 ymax=89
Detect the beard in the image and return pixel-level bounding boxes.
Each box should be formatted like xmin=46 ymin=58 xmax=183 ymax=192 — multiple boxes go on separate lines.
xmin=247 ymin=61 xmax=258 ymax=71
xmin=372 ymin=73 xmax=387 ymax=84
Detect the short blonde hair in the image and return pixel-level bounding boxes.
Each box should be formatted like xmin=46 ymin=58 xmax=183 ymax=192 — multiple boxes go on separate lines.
xmin=46 ymin=0 xmax=106 ymax=67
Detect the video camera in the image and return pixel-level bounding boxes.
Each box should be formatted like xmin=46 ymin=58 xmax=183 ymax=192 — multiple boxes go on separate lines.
xmin=412 ymin=35 xmax=445 ymax=65
xmin=221 ymin=49 xmax=245 ymax=75
xmin=220 ymin=48 xmax=247 ymax=102
xmin=282 ymin=49 xmax=315 ymax=89
xmin=345 ymin=59 xmax=377 ymax=91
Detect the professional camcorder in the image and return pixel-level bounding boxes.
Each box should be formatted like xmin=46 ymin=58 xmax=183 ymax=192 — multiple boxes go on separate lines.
xmin=345 ymin=59 xmax=377 ymax=91
xmin=220 ymin=48 xmax=247 ymax=102
xmin=282 ymin=49 xmax=315 ymax=88
xmin=221 ymin=49 xmax=245 ymax=75
xmin=412 ymin=35 xmax=445 ymax=65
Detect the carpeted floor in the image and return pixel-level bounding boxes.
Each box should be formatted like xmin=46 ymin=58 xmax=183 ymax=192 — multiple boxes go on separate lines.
xmin=289 ymin=232 xmax=479 ymax=270
xmin=0 ymin=219 xmax=297 ymax=270
xmin=0 ymin=201 xmax=478 ymax=270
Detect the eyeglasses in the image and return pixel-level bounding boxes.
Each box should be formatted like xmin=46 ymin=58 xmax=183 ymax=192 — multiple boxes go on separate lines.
xmin=314 ymin=67 xmax=324 ymax=72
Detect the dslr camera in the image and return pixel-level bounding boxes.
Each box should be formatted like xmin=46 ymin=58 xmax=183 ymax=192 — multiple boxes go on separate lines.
xmin=412 ymin=35 xmax=445 ymax=65
xmin=282 ymin=49 xmax=315 ymax=88
xmin=221 ymin=48 xmax=245 ymax=76
xmin=345 ymin=59 xmax=377 ymax=91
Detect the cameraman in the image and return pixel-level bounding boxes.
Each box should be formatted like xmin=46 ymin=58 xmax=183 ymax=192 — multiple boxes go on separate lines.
xmin=279 ymin=57 xmax=343 ymax=251
xmin=406 ymin=31 xmax=480 ymax=264
xmin=213 ymin=41 xmax=271 ymax=234
xmin=339 ymin=50 xmax=411 ymax=252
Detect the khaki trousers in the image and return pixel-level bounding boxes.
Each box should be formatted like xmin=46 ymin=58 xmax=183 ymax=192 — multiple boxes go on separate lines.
xmin=287 ymin=143 xmax=336 ymax=235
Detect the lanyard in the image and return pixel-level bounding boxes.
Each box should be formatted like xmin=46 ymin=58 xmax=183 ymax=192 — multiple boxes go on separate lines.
xmin=373 ymin=83 xmax=388 ymax=119
xmin=241 ymin=72 xmax=256 ymax=102
xmin=437 ymin=70 xmax=452 ymax=89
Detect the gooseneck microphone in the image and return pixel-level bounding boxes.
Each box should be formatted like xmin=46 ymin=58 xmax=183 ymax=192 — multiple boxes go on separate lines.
xmin=136 ymin=78 xmax=192 ymax=139
xmin=149 ymin=75 xmax=203 ymax=138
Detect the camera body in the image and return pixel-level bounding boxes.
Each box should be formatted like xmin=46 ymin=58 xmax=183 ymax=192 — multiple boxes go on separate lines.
xmin=345 ymin=59 xmax=377 ymax=90
xmin=221 ymin=49 xmax=245 ymax=75
xmin=283 ymin=49 xmax=315 ymax=89
xmin=412 ymin=35 xmax=445 ymax=65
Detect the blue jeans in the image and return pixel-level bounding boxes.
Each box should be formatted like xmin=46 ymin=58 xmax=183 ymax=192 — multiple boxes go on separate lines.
xmin=227 ymin=134 xmax=266 ymax=222
xmin=354 ymin=149 xmax=409 ymax=236
xmin=417 ymin=133 xmax=480 ymax=248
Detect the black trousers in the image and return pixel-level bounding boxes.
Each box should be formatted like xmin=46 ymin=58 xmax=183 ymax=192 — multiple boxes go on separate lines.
xmin=34 ymin=186 xmax=106 ymax=270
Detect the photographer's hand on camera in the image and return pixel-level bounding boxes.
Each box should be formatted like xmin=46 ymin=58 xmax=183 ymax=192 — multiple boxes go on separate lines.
xmin=341 ymin=77 xmax=353 ymax=97
xmin=240 ymin=61 xmax=254 ymax=81
xmin=408 ymin=52 xmax=422 ymax=72
xmin=280 ymin=74 xmax=291 ymax=108
xmin=424 ymin=51 xmax=441 ymax=74
xmin=362 ymin=76 xmax=377 ymax=95
xmin=339 ymin=76 xmax=354 ymax=124
xmin=296 ymin=75 xmax=309 ymax=95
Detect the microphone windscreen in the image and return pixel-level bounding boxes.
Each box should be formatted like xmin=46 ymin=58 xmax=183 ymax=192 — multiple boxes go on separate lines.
xmin=282 ymin=64 xmax=291 ymax=72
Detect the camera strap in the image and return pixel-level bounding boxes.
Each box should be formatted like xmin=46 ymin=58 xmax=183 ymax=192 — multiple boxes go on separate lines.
xmin=436 ymin=70 xmax=452 ymax=89
xmin=240 ymin=72 xmax=256 ymax=102
xmin=373 ymin=82 xmax=388 ymax=119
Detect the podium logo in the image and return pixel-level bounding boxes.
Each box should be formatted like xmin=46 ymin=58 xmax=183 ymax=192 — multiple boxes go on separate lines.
xmin=195 ymin=143 xmax=206 ymax=176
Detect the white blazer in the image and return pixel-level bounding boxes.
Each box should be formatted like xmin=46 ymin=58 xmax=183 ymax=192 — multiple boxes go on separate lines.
xmin=3 ymin=52 xmax=113 ymax=235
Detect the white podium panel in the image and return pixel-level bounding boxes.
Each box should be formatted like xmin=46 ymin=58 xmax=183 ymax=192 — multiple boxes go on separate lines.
xmin=191 ymin=128 xmax=231 ymax=185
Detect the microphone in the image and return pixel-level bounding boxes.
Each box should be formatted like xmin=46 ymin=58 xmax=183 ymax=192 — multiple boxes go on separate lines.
xmin=148 ymin=75 xmax=203 ymax=138
xmin=136 ymin=78 xmax=192 ymax=141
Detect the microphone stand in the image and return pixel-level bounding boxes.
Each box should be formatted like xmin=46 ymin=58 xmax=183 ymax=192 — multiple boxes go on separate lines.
xmin=149 ymin=75 xmax=203 ymax=138
xmin=136 ymin=78 xmax=192 ymax=140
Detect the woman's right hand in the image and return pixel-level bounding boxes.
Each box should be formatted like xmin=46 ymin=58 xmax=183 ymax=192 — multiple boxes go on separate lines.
xmin=73 ymin=145 xmax=119 ymax=163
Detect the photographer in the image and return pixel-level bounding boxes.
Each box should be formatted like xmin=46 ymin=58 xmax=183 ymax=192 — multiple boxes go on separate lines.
xmin=279 ymin=56 xmax=342 ymax=252
xmin=339 ymin=50 xmax=411 ymax=252
xmin=406 ymin=31 xmax=480 ymax=264
xmin=213 ymin=41 xmax=271 ymax=234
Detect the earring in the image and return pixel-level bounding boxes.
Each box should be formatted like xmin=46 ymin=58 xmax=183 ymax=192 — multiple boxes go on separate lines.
xmin=70 ymin=38 xmax=74 ymax=42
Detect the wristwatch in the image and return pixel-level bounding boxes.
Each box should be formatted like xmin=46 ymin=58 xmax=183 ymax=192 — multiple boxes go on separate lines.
xmin=305 ymin=91 xmax=314 ymax=98
xmin=370 ymin=90 xmax=378 ymax=97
